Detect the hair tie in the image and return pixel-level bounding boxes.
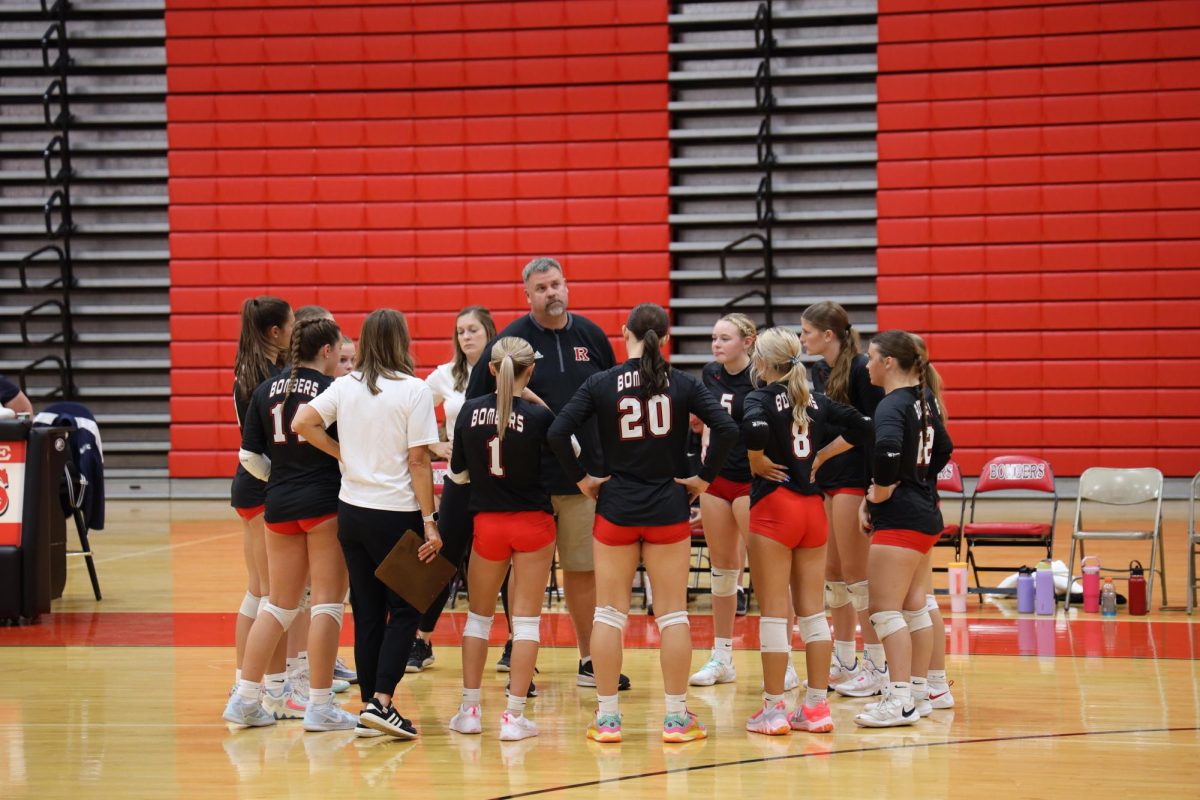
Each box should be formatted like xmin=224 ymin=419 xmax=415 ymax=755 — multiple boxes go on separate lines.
xmin=790 ymin=354 xmax=804 ymax=366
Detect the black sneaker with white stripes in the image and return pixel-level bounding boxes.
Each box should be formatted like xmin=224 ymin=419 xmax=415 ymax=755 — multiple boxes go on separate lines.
xmin=359 ymin=698 xmax=419 ymax=739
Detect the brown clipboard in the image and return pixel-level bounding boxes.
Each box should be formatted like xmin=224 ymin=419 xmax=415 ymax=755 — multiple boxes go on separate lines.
xmin=373 ymin=529 xmax=458 ymax=614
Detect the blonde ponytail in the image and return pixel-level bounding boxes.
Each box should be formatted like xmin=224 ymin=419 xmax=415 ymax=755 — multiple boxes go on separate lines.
xmin=489 ymin=336 xmax=536 ymax=440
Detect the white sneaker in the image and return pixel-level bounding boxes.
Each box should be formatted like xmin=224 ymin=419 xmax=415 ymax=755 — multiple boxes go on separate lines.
xmin=865 ymin=694 xmax=932 ymax=718
xmin=263 ymin=689 xmax=301 ymax=720
xmin=928 ymin=683 xmax=955 ymax=709
xmin=499 ymin=711 xmax=539 ymax=741
xmin=760 ymin=662 xmax=802 ymax=692
xmin=332 ymin=678 xmax=351 ymax=694
xmin=303 ymin=700 xmax=358 ymax=732
xmin=689 ymin=656 xmax=736 ymax=686
xmin=745 ymin=700 xmax=790 ymax=736
xmin=835 ymin=656 xmax=887 ymax=698
xmin=807 ymin=654 xmax=856 ymax=690
xmin=223 ymin=695 xmax=276 ymax=728
xmin=854 ymin=687 xmax=919 ymax=728
xmin=449 ymin=704 xmax=483 ymax=735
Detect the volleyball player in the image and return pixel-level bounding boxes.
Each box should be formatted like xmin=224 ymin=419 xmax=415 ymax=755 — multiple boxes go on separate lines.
xmin=853 ymin=330 xmax=953 ymax=727
xmin=224 ymin=317 xmax=355 ymax=731
xmin=338 ymin=334 xmax=355 ymax=377
xmin=447 ymin=337 xmax=556 ymax=741
xmin=295 ymin=308 xmax=441 ymax=740
xmin=799 ymin=301 xmax=888 ymax=696
xmin=410 ymin=306 xmax=496 ymax=673
xmin=548 ymin=303 xmax=738 ymax=743
xmin=690 ymin=313 xmax=773 ymax=687
xmin=741 ymin=328 xmax=873 ymax=735
xmin=229 ymin=297 xmax=293 ymax=702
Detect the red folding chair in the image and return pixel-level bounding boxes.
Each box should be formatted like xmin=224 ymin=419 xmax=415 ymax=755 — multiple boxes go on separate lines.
xmin=935 ymin=459 xmax=966 ymax=561
xmin=963 ymin=455 xmax=1058 ymax=599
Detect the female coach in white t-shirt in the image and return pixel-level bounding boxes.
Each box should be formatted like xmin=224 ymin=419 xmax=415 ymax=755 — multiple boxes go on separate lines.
xmin=294 ymin=308 xmax=442 ymax=741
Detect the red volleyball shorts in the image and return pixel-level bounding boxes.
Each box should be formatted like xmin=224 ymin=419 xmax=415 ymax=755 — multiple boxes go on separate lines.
xmin=750 ymin=490 xmax=828 ymax=550
xmin=704 ymin=475 xmax=752 ymax=503
xmin=872 ymin=528 xmax=937 ymax=554
xmin=592 ymin=515 xmax=692 ymax=547
xmin=825 ymin=487 xmax=866 ymax=498
xmin=265 ymin=512 xmax=338 ymax=536
xmin=235 ymin=505 xmax=266 ymax=521
xmin=472 ymin=510 xmax=557 ymax=561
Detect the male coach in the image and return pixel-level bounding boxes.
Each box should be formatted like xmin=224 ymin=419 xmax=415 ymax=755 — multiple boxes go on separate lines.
xmin=467 ymin=257 xmax=631 ymax=691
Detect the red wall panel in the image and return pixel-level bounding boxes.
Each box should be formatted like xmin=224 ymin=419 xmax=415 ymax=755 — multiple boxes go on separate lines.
xmin=166 ymin=0 xmax=670 ymax=477
xmin=877 ymin=0 xmax=1200 ymax=476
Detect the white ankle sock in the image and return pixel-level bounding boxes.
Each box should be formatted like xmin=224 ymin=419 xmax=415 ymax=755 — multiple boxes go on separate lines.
xmin=309 ymin=687 xmax=333 ymax=706
xmin=888 ymin=681 xmax=912 ymax=701
xmin=597 ymin=694 xmax=619 ymax=715
xmin=462 ymin=687 xmax=481 ymax=706
xmin=927 ymin=669 xmax=947 ymax=685
xmin=665 ymin=692 xmax=687 ymax=716
xmin=865 ymin=644 xmax=886 ymax=668
xmin=236 ymin=679 xmax=260 ymax=702
xmin=235 ymin=668 xmax=242 ymax=683
xmin=911 ymin=676 xmax=928 ymax=699
xmin=265 ymin=672 xmax=287 ymax=694
xmin=506 ymin=694 xmax=527 ymax=716
xmin=834 ymin=640 xmax=856 ymax=668
xmin=581 ymin=656 xmax=593 ymax=667
xmin=805 ymin=687 xmax=826 ymax=707
xmin=713 ymin=637 xmax=733 ymax=663
xmin=763 ymin=692 xmax=784 ymax=707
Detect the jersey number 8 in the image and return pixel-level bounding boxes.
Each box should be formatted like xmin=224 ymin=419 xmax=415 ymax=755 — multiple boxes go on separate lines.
xmin=618 ymin=395 xmax=672 ymax=440
xmin=791 ymin=423 xmax=811 ymax=459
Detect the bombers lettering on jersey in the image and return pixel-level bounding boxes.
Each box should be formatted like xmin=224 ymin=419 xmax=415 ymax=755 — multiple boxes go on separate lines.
xmin=701 ymin=361 xmax=754 ymax=483
xmin=241 ymin=367 xmax=341 ymax=524
xmin=547 ymin=358 xmax=739 ymax=527
xmin=867 ymin=385 xmax=953 ymax=537
xmin=452 ymin=395 xmax=555 ymax=515
xmin=742 ymin=383 xmax=873 ymax=506
xmin=468 ymin=406 xmax=527 ymax=433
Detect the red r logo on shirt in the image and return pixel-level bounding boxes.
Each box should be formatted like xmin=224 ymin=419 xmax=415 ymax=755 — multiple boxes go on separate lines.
xmin=574 ymin=347 xmax=590 ymax=362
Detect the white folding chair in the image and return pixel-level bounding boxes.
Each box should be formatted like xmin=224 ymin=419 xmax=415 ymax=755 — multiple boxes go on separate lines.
xmin=1187 ymin=472 xmax=1199 ymax=613
xmin=1066 ymin=467 xmax=1165 ymax=611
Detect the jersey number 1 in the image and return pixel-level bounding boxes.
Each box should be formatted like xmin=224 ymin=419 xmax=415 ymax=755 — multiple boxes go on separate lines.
xmin=270 ymin=402 xmax=307 ymax=444
xmin=486 ymin=436 xmax=505 ymax=477
xmin=618 ymin=395 xmax=671 ymax=440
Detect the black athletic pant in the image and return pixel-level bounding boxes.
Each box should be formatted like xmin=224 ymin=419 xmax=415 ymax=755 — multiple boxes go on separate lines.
xmin=338 ymin=501 xmax=423 ymax=703
xmin=418 ymin=476 xmax=474 ymax=634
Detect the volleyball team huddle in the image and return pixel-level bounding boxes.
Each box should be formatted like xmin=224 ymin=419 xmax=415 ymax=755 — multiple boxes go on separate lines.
xmin=222 ymin=256 xmax=956 ymax=744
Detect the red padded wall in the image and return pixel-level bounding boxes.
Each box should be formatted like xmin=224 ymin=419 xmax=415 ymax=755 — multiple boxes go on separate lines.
xmin=164 ymin=0 xmax=670 ymax=477
xmin=876 ymin=0 xmax=1200 ymax=477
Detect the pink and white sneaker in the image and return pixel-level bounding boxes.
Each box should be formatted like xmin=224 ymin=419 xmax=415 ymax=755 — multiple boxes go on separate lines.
xmin=746 ymin=700 xmax=791 ymax=736
xmin=789 ymin=700 xmax=834 ymax=733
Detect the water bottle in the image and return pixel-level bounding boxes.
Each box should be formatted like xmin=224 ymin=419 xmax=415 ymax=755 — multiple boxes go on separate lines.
xmin=1016 ymin=566 xmax=1035 ymax=613
xmin=1035 ymin=559 xmax=1056 ymax=615
xmin=1127 ymin=560 xmax=1148 ymax=616
xmin=1100 ymin=578 xmax=1117 ymax=618
xmin=1081 ymin=555 xmax=1101 ymax=613
xmin=948 ymin=562 xmax=968 ymax=613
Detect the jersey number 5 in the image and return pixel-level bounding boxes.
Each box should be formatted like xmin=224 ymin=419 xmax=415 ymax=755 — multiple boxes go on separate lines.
xmin=270 ymin=402 xmax=308 ymax=444
xmin=618 ymin=395 xmax=672 ymax=440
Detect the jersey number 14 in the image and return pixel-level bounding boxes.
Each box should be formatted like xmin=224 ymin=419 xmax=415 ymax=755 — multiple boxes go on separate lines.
xmin=270 ymin=402 xmax=307 ymax=444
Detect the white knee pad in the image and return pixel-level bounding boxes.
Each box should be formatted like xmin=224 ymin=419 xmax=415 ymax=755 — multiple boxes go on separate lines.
xmin=797 ymin=612 xmax=831 ymax=644
xmin=710 ymin=568 xmax=739 ymax=598
xmin=869 ymin=610 xmax=907 ymax=641
xmin=593 ymin=605 xmax=628 ymax=632
xmin=903 ymin=607 xmax=933 ymax=633
xmin=655 ymin=610 xmax=688 ymax=633
xmin=759 ymin=616 xmax=791 ymax=654
xmin=925 ymin=594 xmax=939 ymax=614
xmin=262 ymin=602 xmax=300 ymax=631
xmin=298 ymin=585 xmax=312 ymax=611
xmin=825 ymin=581 xmax=850 ymax=609
xmin=239 ymin=592 xmax=262 ymax=619
xmin=463 ymin=611 xmax=494 ymax=641
xmin=512 ymin=616 xmax=540 ymax=644
xmin=310 ymin=603 xmax=344 ymax=629
xmin=848 ymin=580 xmax=870 ymax=612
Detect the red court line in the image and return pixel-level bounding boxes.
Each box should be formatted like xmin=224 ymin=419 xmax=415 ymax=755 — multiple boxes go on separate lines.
xmin=2 ymin=611 xmax=1197 ymax=659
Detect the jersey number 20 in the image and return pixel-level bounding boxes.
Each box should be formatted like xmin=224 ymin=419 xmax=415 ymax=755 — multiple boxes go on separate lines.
xmin=618 ymin=395 xmax=671 ymax=440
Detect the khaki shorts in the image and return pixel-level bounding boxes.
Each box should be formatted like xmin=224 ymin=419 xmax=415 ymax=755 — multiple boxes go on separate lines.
xmin=551 ymin=493 xmax=596 ymax=572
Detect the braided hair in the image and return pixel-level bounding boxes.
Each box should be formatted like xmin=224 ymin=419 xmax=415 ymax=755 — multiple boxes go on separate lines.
xmin=283 ymin=317 xmax=342 ymax=407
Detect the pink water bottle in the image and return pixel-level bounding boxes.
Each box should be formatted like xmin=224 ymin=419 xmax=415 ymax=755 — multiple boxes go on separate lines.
xmin=1081 ymin=555 xmax=1101 ymax=613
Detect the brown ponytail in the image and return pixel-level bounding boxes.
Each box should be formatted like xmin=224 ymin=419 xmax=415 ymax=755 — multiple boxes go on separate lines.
xmin=626 ymin=303 xmax=670 ymax=397
xmin=489 ymin=336 xmax=536 ymax=440
xmin=801 ymin=300 xmax=859 ymax=404
xmin=909 ymin=333 xmax=948 ymax=422
xmin=234 ymin=295 xmax=291 ymax=405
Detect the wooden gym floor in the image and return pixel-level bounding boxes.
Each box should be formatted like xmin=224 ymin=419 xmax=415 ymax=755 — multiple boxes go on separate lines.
xmin=1 ymin=499 xmax=1198 ymax=799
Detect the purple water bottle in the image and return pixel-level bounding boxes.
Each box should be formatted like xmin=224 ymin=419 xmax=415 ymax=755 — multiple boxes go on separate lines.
xmin=1035 ymin=559 xmax=1056 ymax=615
xmin=1016 ymin=566 xmax=1035 ymax=613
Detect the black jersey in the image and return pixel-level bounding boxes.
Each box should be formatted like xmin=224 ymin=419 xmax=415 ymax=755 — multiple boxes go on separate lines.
xmin=867 ymin=385 xmax=953 ymax=536
xmin=450 ymin=395 xmax=555 ymax=515
xmin=241 ymin=367 xmax=341 ymax=523
xmin=230 ymin=364 xmax=285 ymax=509
xmin=548 ymin=358 xmax=738 ymax=526
xmin=466 ymin=313 xmax=616 ymax=495
xmin=701 ymin=361 xmax=755 ymax=482
xmin=742 ymin=384 xmax=874 ymax=506
xmin=810 ymin=353 xmax=885 ymax=492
